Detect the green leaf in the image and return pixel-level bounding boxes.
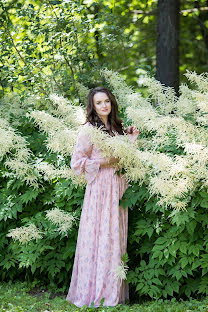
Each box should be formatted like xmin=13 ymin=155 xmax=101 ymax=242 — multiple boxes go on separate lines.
xmin=121 ymin=252 xmax=129 ymax=263
xmin=192 ymin=259 xmax=201 ymax=270
xmin=186 ymin=220 xmax=197 ymax=235
xmin=152 ymin=278 xmax=162 ymax=286
xmin=200 ymin=200 xmax=208 ymax=208
xmin=180 ymin=257 xmax=188 ymax=269
xmin=155 ymin=237 xmax=167 ymax=245
xmin=164 ymin=248 xmax=169 ymax=259
xmin=136 ymin=283 xmax=144 ymax=291
xmin=179 ymin=242 xmax=187 ymax=254
xmin=147 ymin=227 xmax=154 ymax=238
xmin=20 ymin=189 xmax=40 ymax=204
xmin=152 ymin=250 xmax=163 ymax=261
xmin=175 ymin=270 xmax=182 ymax=281
xmin=166 ymin=283 xmax=173 ymax=296
xmin=168 ymin=245 xmax=177 ymax=257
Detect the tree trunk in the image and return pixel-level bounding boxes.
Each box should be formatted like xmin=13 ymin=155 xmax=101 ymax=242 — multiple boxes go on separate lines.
xmin=156 ymin=0 xmax=180 ymax=93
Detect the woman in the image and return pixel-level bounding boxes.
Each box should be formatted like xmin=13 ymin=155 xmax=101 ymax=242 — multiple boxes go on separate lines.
xmin=66 ymin=87 xmax=139 ymax=307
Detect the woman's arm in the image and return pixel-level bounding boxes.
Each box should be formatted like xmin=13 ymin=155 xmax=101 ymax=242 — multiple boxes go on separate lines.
xmin=99 ymin=157 xmax=120 ymax=168
xmin=70 ymin=130 xmax=101 ymax=183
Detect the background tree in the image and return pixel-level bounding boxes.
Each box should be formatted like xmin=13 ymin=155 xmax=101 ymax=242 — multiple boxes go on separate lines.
xmin=156 ymin=0 xmax=180 ymax=93
xmin=1 ymin=0 xmax=208 ymax=98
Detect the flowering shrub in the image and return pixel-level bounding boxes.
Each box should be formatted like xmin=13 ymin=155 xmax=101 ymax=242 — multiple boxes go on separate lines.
xmin=1 ymin=69 xmax=208 ymax=298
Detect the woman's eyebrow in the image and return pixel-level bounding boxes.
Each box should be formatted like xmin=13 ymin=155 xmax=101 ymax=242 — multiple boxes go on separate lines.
xmin=96 ymin=99 xmax=109 ymax=102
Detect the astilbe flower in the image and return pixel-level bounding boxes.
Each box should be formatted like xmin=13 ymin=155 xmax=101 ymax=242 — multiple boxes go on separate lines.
xmin=83 ymin=123 xmax=195 ymax=206
xmin=28 ymin=110 xmax=67 ymax=135
xmin=127 ymin=104 xmax=208 ymax=152
xmin=194 ymin=92 xmax=208 ymax=113
xmin=185 ymin=70 xmax=208 ymax=93
xmin=29 ymin=109 xmax=80 ymax=158
xmin=184 ymin=142 xmax=207 ymax=158
xmin=147 ymin=154 xmax=195 ymax=208
xmin=149 ymin=176 xmax=194 ymax=209
xmin=190 ymin=92 xmax=208 ymax=126
xmin=49 ymin=93 xmax=86 ymax=127
xmin=184 ymin=143 xmax=208 ymax=182
xmin=7 ymin=223 xmax=43 ymax=244
xmin=126 ymin=108 xmax=179 ymax=151
xmin=100 ymin=68 xmax=150 ymax=108
xmin=173 ymin=118 xmax=208 ymax=147
xmin=126 ymin=106 xmax=161 ymax=133
xmin=5 ymin=159 xmax=37 ymax=185
xmin=141 ymin=75 xmax=177 ymax=115
xmin=36 ymin=161 xmax=86 ymax=186
xmin=123 ymin=150 xmax=151 ymax=183
xmin=0 ymin=128 xmax=15 ymax=159
xmin=46 ymin=208 xmax=78 ymax=235
xmin=0 ymin=93 xmax=44 ymax=126
xmin=175 ymin=84 xmax=197 ymax=117
xmin=83 ymin=124 xmax=140 ymax=171
xmin=113 ymin=260 xmax=129 ymax=286
xmin=46 ymin=129 xmax=78 ymax=156
xmin=0 ymin=118 xmax=38 ymax=185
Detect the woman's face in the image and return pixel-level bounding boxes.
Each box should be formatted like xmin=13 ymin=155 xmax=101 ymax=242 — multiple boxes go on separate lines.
xmin=93 ymin=92 xmax=111 ymax=120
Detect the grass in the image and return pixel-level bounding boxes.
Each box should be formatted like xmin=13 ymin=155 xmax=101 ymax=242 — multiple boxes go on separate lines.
xmin=0 ymin=281 xmax=208 ymax=312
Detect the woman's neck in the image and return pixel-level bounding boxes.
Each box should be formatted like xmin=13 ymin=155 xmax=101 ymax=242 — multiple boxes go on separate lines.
xmin=100 ymin=117 xmax=109 ymax=129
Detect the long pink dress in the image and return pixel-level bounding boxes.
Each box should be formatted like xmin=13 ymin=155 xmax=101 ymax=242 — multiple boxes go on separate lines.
xmin=66 ymin=122 xmax=129 ymax=307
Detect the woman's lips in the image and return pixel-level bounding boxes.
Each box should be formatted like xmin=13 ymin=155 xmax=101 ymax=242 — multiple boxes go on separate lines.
xmin=102 ymin=109 xmax=108 ymax=111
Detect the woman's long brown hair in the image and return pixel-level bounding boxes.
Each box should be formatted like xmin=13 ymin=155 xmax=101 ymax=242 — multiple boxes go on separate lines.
xmin=85 ymin=86 xmax=126 ymax=136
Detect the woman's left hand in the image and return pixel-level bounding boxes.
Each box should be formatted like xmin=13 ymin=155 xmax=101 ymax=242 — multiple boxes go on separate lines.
xmin=126 ymin=125 xmax=139 ymax=143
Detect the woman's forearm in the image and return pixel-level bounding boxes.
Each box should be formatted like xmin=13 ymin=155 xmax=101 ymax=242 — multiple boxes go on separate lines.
xmin=99 ymin=157 xmax=119 ymax=168
xmin=100 ymin=159 xmax=111 ymax=168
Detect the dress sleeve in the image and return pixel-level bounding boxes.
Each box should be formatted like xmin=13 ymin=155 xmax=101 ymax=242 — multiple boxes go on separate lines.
xmin=70 ymin=130 xmax=101 ymax=184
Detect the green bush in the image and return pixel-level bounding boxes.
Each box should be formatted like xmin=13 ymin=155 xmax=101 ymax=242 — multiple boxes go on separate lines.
xmin=122 ymin=183 xmax=208 ymax=300
xmin=1 ymin=69 xmax=208 ymax=302
xmin=0 ymin=113 xmax=85 ymax=291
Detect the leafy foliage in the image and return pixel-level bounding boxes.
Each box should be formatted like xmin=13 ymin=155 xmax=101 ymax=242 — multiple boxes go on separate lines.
xmin=2 ymin=0 xmax=208 ymax=99
xmin=0 ymin=117 xmax=85 ymax=289
xmin=124 ymin=184 xmax=208 ymax=300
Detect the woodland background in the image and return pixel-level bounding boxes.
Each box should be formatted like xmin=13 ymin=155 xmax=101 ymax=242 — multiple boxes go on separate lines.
xmin=1 ymin=0 xmax=208 ymax=304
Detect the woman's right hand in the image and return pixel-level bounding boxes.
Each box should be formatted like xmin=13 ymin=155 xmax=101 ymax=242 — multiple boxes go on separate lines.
xmin=100 ymin=157 xmax=120 ymax=168
xmin=108 ymin=156 xmax=119 ymax=165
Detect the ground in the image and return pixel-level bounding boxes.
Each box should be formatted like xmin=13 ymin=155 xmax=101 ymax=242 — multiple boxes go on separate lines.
xmin=0 ymin=281 xmax=208 ymax=312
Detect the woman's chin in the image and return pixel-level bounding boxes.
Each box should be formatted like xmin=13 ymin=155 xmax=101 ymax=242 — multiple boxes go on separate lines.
xmin=100 ymin=112 xmax=110 ymax=116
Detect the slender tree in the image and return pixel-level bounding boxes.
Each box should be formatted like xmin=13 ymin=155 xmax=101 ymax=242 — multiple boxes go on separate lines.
xmin=156 ymin=0 xmax=180 ymax=93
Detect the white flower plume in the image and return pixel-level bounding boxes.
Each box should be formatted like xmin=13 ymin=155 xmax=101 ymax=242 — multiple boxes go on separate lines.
xmin=7 ymin=223 xmax=43 ymax=244
xmin=185 ymin=70 xmax=208 ymax=93
xmin=140 ymin=75 xmax=177 ymax=115
xmin=49 ymin=93 xmax=86 ymax=126
xmin=36 ymin=161 xmax=86 ymax=186
xmin=113 ymin=260 xmax=129 ymax=285
xmin=0 ymin=118 xmax=37 ymax=185
xmin=100 ymin=68 xmax=150 ymax=108
xmin=46 ymin=208 xmax=78 ymax=235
